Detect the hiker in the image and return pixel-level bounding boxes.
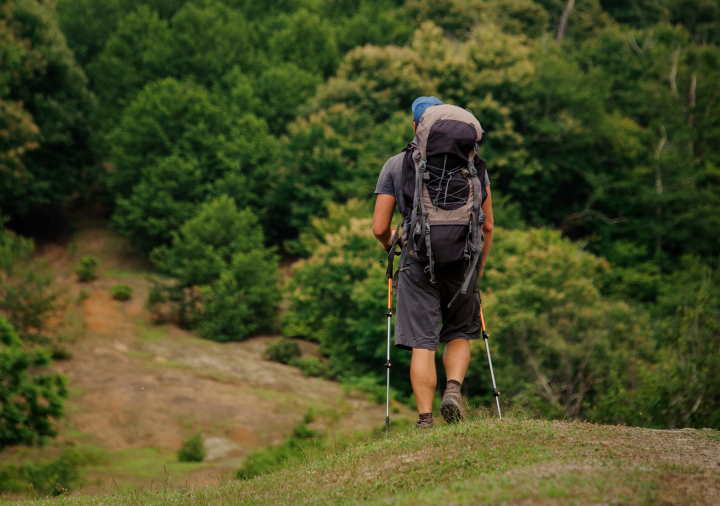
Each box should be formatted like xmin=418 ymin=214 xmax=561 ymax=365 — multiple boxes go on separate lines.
xmin=372 ymin=97 xmax=494 ymax=428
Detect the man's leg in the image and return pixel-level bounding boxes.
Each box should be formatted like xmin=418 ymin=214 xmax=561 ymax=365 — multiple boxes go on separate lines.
xmin=410 ymin=348 xmax=436 ymax=414
xmin=440 ymin=338 xmax=470 ymax=423
xmin=443 ymin=338 xmax=470 ymax=383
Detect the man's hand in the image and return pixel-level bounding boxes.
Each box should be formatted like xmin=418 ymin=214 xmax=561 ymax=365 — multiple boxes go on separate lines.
xmin=386 ymin=229 xmax=402 ymax=252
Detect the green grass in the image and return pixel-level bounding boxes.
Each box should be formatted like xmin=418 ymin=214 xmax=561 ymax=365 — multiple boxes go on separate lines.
xmin=135 ymin=319 xmax=170 ymax=342
xmin=87 ymin=447 xmax=206 ymax=481
xmin=7 ymin=417 xmax=718 ymax=505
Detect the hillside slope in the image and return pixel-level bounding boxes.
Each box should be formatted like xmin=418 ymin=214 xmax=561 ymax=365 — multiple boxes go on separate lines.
xmin=12 ymin=417 xmax=720 ymax=505
xmin=0 ymin=223 xmax=409 ymax=496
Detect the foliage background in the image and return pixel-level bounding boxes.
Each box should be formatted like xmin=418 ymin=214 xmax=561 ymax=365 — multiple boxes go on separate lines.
xmin=0 ymin=0 xmax=717 ymax=438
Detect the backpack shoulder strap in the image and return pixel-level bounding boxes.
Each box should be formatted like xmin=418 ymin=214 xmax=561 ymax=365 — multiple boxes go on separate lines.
xmin=400 ymin=147 xmax=416 ymax=216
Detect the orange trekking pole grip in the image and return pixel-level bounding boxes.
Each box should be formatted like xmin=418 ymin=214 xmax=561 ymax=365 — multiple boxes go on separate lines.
xmin=387 ymin=277 xmax=393 ymax=312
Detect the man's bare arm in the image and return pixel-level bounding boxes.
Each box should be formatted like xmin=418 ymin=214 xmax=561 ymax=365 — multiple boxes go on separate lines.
xmin=372 ymin=194 xmax=396 ymax=250
xmin=479 ymin=185 xmax=493 ymax=277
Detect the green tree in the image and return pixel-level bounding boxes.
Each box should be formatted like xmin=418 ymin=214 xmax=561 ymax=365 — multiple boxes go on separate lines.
xmin=150 ymin=196 xmax=279 ymax=341
xmin=168 ymin=0 xmax=255 ymax=85
xmin=268 ymin=9 xmax=339 ymax=76
xmin=57 ymin=0 xmax=183 ymax=66
xmin=0 ymin=317 xmax=67 ymax=448
xmin=467 ymin=227 xmax=653 ymax=420
xmin=333 ymin=0 xmax=413 ymax=52
xmin=252 ymin=63 xmax=321 ymax=134
xmin=0 ymin=0 xmax=95 ymax=220
xmin=88 ymin=5 xmax=173 ymax=127
xmin=283 ymin=208 xmax=411 ymax=381
xmin=106 ymin=78 xmax=278 ymax=252
xmin=0 ymin=226 xmax=61 ymax=344
xmin=270 ymin=107 xmax=410 ymax=245
xmin=407 ymin=0 xmax=551 ymax=39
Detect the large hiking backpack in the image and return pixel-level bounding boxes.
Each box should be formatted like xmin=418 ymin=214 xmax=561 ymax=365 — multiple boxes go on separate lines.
xmin=401 ymin=104 xmax=487 ymax=305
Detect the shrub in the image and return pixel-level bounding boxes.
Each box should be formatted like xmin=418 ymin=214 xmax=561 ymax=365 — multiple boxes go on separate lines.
xmin=264 ymin=339 xmax=301 ymax=364
xmin=0 ymin=448 xmax=91 ymax=496
xmin=177 ymin=433 xmax=205 ymax=463
xmin=466 ymin=228 xmax=654 ymax=421
xmin=342 ymin=375 xmax=387 ymax=405
xmin=236 ymin=420 xmax=321 ymax=480
xmin=283 ymin=209 xmax=411 ymax=385
xmin=289 ymin=357 xmax=332 ymax=378
xmin=150 ymin=196 xmax=279 ymax=341
xmin=1 ymin=228 xmax=62 ymax=341
xmin=75 ymin=256 xmax=98 ymax=282
xmin=76 ymin=289 xmax=89 ymax=304
xmin=111 ymin=284 xmax=132 ymax=301
xmin=0 ymin=318 xmax=68 ymax=448
xmin=24 ymin=450 xmax=82 ymax=496
xmin=106 ymin=78 xmax=278 ymax=253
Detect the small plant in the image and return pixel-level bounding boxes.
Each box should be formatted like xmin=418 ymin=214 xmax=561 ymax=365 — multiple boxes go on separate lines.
xmin=342 ymin=375 xmax=387 ymax=404
xmin=76 ymin=289 xmax=89 ymax=304
xmin=111 ymin=284 xmax=132 ymax=301
xmin=263 ymin=339 xmax=301 ymax=364
xmin=75 ymin=256 xmax=98 ymax=282
xmin=0 ymin=449 xmax=87 ymax=496
xmin=51 ymin=346 xmax=73 ymax=361
xmin=236 ymin=420 xmax=323 ymax=480
xmin=289 ymin=357 xmax=332 ymax=379
xmin=177 ymin=433 xmax=205 ymax=462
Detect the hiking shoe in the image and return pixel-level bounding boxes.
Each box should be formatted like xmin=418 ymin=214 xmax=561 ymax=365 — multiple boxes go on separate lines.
xmin=415 ymin=413 xmax=434 ymax=429
xmin=440 ymin=381 xmax=465 ymax=424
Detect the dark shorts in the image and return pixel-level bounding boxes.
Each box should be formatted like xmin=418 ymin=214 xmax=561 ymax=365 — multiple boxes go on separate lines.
xmin=395 ymin=254 xmax=481 ymax=351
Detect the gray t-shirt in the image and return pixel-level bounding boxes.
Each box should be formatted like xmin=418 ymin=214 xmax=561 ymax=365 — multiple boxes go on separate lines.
xmin=374 ymin=152 xmax=490 ymax=215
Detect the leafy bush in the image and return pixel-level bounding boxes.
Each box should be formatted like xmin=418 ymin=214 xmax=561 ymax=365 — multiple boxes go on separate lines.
xmin=0 ymin=317 xmax=68 ymax=449
xmin=177 ymin=433 xmax=205 ymax=463
xmin=289 ymin=357 xmax=332 ymax=379
xmin=150 ymin=195 xmax=279 ymax=341
xmin=264 ymin=339 xmax=301 ymax=364
xmin=24 ymin=450 xmax=82 ymax=496
xmin=0 ymin=0 xmax=94 ymax=220
xmin=236 ymin=419 xmax=320 ymax=480
xmin=596 ymin=256 xmax=720 ymax=429
xmin=283 ymin=207 xmax=411 ymax=386
xmin=75 ymin=256 xmax=98 ymax=282
xmin=76 ymin=289 xmax=89 ymax=304
xmin=341 ymin=375 xmax=388 ymax=405
xmin=284 ymin=208 xmax=658 ymax=419
xmin=106 ymin=78 xmax=278 ymax=253
xmin=0 ymin=228 xmax=62 ymax=341
xmin=467 ymin=228 xmax=654 ymax=421
xmin=111 ymin=284 xmax=132 ymax=301
xmin=0 ymin=448 xmax=94 ymax=496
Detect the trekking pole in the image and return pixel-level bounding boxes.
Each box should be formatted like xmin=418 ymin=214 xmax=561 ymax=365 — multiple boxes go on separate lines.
xmin=480 ymin=301 xmax=502 ymax=419
xmin=384 ymin=232 xmax=401 ymax=434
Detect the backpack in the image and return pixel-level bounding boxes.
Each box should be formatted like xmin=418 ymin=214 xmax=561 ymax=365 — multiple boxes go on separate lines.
xmin=400 ymin=104 xmax=487 ymax=306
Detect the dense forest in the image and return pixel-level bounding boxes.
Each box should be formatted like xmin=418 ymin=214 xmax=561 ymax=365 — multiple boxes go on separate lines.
xmin=1 ymin=0 xmax=719 ymax=451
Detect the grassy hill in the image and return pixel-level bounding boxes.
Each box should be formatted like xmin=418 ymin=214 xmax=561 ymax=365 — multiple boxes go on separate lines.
xmin=7 ymin=417 xmax=720 ymax=505
xmin=0 ymin=222 xmax=411 ymax=499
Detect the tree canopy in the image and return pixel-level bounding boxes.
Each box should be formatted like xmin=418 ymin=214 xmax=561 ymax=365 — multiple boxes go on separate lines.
xmin=0 ymin=0 xmax=716 ymax=430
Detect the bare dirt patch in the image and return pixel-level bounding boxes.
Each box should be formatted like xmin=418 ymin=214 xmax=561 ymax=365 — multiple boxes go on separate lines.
xmin=7 ymin=225 xmax=411 ymax=496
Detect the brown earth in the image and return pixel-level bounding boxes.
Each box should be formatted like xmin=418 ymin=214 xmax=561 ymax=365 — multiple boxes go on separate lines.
xmin=2 ymin=223 xmax=410 ymax=496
